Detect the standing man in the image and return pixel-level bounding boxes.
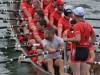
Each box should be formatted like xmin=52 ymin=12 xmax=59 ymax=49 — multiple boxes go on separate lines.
xmin=42 ymin=27 xmax=64 ymax=75
xmin=63 ymin=7 xmax=96 ymax=75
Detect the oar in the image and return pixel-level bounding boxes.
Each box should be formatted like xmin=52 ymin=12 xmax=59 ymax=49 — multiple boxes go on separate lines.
xmin=0 ymin=24 xmax=28 ymax=29
xmin=92 ymin=26 xmax=100 ymax=29
xmin=0 ymin=17 xmax=28 ymax=21
xmin=85 ymin=18 xmax=100 ymax=20
xmin=0 ymin=43 xmax=40 ymax=49
xmin=0 ymin=1 xmax=20 ymax=4
xmin=0 ymin=50 xmax=61 ymax=63
xmin=0 ymin=32 xmax=32 ymax=39
xmin=0 ymin=9 xmax=22 ymax=12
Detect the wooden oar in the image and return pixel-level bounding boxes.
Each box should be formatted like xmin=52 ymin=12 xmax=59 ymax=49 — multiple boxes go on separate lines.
xmin=0 ymin=43 xmax=40 ymax=49
xmin=85 ymin=18 xmax=100 ymax=20
xmin=0 ymin=50 xmax=61 ymax=63
xmin=0 ymin=9 xmax=22 ymax=12
xmin=0 ymin=24 xmax=28 ymax=29
xmin=0 ymin=32 xmax=32 ymax=39
xmin=0 ymin=1 xmax=20 ymax=4
xmin=0 ymin=17 xmax=28 ymax=21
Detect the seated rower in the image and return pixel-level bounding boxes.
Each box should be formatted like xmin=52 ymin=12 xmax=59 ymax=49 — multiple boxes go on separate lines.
xmin=21 ymin=0 xmax=33 ymax=34
xmin=42 ymin=27 xmax=64 ymax=75
xmin=28 ymin=19 xmax=47 ymax=64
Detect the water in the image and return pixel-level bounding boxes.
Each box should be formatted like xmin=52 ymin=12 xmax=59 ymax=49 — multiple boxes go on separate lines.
xmin=0 ymin=0 xmax=100 ymax=75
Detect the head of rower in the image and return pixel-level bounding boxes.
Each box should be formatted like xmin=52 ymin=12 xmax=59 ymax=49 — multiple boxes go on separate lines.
xmin=56 ymin=0 xmax=66 ymax=13
xmin=26 ymin=0 xmax=33 ymax=4
xmin=34 ymin=9 xmax=44 ymax=21
xmin=44 ymin=27 xmax=55 ymax=41
xmin=70 ymin=19 xmax=77 ymax=31
xmin=64 ymin=5 xmax=73 ymax=19
xmin=73 ymin=7 xmax=84 ymax=22
xmin=33 ymin=0 xmax=41 ymax=9
xmin=51 ymin=0 xmax=57 ymax=8
xmin=36 ymin=19 xmax=47 ymax=32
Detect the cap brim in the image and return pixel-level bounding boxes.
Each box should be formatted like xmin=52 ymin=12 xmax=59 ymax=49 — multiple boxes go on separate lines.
xmin=57 ymin=2 xmax=66 ymax=5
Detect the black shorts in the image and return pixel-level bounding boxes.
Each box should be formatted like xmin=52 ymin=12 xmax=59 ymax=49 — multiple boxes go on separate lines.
xmin=72 ymin=47 xmax=89 ymax=62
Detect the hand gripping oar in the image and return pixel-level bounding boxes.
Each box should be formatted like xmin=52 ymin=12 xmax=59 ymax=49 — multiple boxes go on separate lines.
xmin=85 ymin=18 xmax=100 ymax=20
xmin=0 ymin=1 xmax=20 ymax=4
xmin=0 ymin=50 xmax=61 ymax=63
xmin=0 ymin=32 xmax=32 ymax=39
xmin=0 ymin=43 xmax=40 ymax=49
xmin=0 ymin=9 xmax=22 ymax=13
xmin=0 ymin=24 xmax=28 ymax=29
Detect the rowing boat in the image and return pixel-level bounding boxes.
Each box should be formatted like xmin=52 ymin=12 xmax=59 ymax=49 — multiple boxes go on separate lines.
xmin=3 ymin=0 xmax=100 ymax=75
xmin=7 ymin=1 xmax=53 ymax=75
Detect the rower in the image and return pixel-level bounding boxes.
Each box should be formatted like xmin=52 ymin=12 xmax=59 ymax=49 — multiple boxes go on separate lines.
xmin=58 ymin=5 xmax=74 ymax=38
xmin=44 ymin=0 xmax=57 ymax=26
xmin=28 ymin=19 xmax=47 ymax=64
xmin=50 ymin=0 xmax=66 ymax=33
xmin=27 ymin=0 xmax=43 ymax=22
xmin=43 ymin=0 xmax=53 ymax=9
xmin=20 ymin=0 xmax=33 ymax=34
xmin=42 ymin=27 xmax=64 ymax=75
xmin=63 ymin=7 xmax=96 ymax=75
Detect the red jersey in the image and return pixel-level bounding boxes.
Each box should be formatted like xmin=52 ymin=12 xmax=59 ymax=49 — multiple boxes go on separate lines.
xmin=73 ymin=21 xmax=94 ymax=49
xmin=21 ymin=1 xmax=32 ymax=18
xmin=50 ymin=11 xmax=62 ymax=27
xmin=58 ymin=17 xmax=71 ymax=33
xmin=63 ymin=29 xmax=74 ymax=50
xmin=45 ymin=4 xmax=56 ymax=18
xmin=43 ymin=0 xmax=52 ymax=9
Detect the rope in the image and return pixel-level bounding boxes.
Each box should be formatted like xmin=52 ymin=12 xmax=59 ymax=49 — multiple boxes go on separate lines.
xmin=18 ymin=54 xmax=25 ymax=67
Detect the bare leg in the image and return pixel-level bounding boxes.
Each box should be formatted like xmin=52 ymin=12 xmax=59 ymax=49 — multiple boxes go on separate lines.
xmin=86 ymin=64 xmax=91 ymax=75
xmin=80 ymin=62 xmax=87 ymax=75
xmin=54 ymin=58 xmax=64 ymax=75
xmin=36 ymin=49 xmax=43 ymax=62
xmin=30 ymin=39 xmax=36 ymax=50
xmin=44 ymin=58 xmax=55 ymax=75
xmin=71 ymin=62 xmax=80 ymax=75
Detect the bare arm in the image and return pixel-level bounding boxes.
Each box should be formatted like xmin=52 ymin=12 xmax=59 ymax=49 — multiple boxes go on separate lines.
xmin=58 ymin=28 xmax=62 ymax=38
xmin=50 ymin=20 xmax=58 ymax=30
xmin=89 ymin=33 xmax=96 ymax=48
xmin=90 ymin=50 xmax=95 ymax=60
xmin=64 ymin=34 xmax=81 ymax=42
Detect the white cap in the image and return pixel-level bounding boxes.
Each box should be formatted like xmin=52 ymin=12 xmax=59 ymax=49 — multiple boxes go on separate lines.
xmin=64 ymin=5 xmax=73 ymax=12
xmin=73 ymin=7 xmax=84 ymax=16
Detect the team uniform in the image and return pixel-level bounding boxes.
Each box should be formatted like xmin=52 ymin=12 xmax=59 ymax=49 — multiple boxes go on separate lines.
xmin=71 ymin=21 xmax=94 ymax=62
xmin=58 ymin=17 xmax=71 ymax=36
xmin=43 ymin=0 xmax=52 ymax=9
xmin=45 ymin=3 xmax=56 ymax=18
xmin=21 ymin=1 xmax=33 ymax=18
xmin=50 ymin=11 xmax=63 ymax=30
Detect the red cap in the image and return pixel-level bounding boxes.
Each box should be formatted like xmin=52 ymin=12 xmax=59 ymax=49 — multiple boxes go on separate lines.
xmin=56 ymin=0 xmax=66 ymax=5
